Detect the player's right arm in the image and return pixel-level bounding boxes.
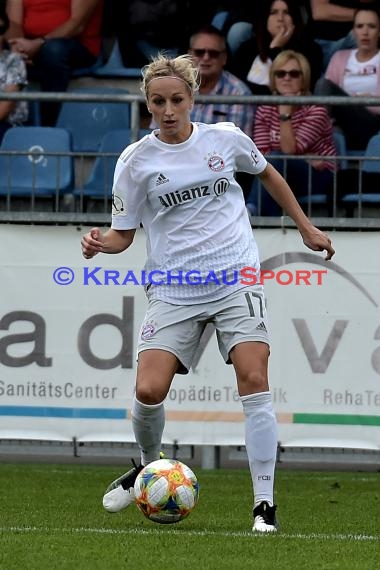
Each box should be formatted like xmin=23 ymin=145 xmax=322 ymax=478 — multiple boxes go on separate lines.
xmin=81 ymin=227 xmax=136 ymax=258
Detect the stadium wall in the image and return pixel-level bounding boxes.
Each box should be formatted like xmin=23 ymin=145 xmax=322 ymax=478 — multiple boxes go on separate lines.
xmin=0 ymin=225 xmax=379 ymax=453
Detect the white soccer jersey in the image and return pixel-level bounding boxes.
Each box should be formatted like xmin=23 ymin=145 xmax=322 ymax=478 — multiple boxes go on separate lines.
xmin=111 ymin=122 xmax=267 ymax=304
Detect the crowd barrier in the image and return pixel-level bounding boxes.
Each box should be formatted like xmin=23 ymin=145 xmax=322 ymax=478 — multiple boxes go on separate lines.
xmin=0 ymin=92 xmax=380 ymax=227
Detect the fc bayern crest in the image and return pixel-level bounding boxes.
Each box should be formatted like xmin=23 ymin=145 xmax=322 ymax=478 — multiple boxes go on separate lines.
xmin=207 ymin=155 xmax=225 ymax=171
xmin=141 ymin=321 xmax=156 ymax=341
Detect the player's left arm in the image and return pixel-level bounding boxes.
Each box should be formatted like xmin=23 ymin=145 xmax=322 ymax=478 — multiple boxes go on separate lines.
xmin=258 ymin=163 xmax=335 ymax=260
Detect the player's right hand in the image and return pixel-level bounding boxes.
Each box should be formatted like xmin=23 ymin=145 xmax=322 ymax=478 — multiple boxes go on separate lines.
xmin=81 ymin=227 xmax=104 ymax=259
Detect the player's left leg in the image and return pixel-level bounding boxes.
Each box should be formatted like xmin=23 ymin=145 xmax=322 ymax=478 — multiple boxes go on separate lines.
xmin=230 ymin=341 xmax=279 ymax=533
xmin=214 ymin=285 xmax=278 ymax=533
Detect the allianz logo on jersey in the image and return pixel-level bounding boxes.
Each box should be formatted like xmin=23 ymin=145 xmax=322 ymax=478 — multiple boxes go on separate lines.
xmin=158 ymin=177 xmax=230 ymax=208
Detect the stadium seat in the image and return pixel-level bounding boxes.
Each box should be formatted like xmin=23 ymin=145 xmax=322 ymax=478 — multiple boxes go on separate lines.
xmin=73 ymin=129 xmax=132 ymax=202
xmin=298 ymin=130 xmax=349 ymax=209
xmin=92 ymin=40 xmax=141 ymax=78
xmin=362 ymin=134 xmax=380 ymax=173
xmin=211 ymin=11 xmax=229 ymax=30
xmin=341 ymin=134 xmax=380 ymax=212
xmin=0 ymin=126 xmax=74 ymax=197
xmin=71 ymin=54 xmax=104 ymax=78
xmin=332 ymin=130 xmax=349 ymax=170
xmin=55 ymin=87 xmax=131 ymax=152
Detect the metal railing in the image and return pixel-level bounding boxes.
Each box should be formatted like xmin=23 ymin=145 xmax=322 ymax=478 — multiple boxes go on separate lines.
xmin=0 ymin=91 xmax=379 ymax=228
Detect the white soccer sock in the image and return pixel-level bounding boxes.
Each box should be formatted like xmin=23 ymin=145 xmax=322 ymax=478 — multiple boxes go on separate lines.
xmin=132 ymin=396 xmax=165 ymax=466
xmin=241 ymin=391 xmax=278 ymax=507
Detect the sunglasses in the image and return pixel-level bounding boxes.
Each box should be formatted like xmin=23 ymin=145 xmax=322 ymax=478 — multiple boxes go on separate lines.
xmin=274 ymin=69 xmax=302 ymax=79
xmin=191 ymin=48 xmax=224 ymax=59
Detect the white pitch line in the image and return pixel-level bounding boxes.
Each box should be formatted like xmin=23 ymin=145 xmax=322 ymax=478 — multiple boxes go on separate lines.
xmin=20 ymin=469 xmax=380 ymax=484
xmin=1 ymin=527 xmax=379 ymax=542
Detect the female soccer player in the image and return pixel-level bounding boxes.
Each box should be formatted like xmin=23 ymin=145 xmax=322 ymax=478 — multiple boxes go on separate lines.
xmin=81 ymin=53 xmax=335 ymax=533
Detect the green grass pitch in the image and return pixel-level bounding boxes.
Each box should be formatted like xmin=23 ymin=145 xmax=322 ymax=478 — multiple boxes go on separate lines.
xmin=0 ymin=463 xmax=378 ymax=569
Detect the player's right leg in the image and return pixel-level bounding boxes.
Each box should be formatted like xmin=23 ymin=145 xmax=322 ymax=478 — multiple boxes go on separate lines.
xmin=103 ymin=300 xmax=205 ymax=514
xmin=102 ymin=349 xmax=179 ymax=513
xmin=102 ymin=458 xmax=144 ymax=513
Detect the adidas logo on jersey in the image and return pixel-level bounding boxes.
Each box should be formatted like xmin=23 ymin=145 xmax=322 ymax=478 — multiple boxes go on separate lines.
xmin=156 ymin=173 xmax=169 ymax=186
xmin=256 ymin=321 xmax=267 ymax=332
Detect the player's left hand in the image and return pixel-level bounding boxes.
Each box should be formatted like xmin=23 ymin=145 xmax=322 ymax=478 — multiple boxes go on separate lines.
xmin=300 ymin=226 xmax=335 ymax=261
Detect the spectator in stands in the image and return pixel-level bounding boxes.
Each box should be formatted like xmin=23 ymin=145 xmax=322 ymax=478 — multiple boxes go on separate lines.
xmin=230 ymin=0 xmax=323 ymax=94
xmin=108 ymin=1 xmax=222 ymax=69
xmin=188 ymin=25 xmax=255 ymax=198
xmin=129 ymin=0 xmax=181 ymax=63
xmin=188 ymin=25 xmax=254 ymax=136
xmin=0 ymin=4 xmax=27 ymax=142
xmin=150 ymin=25 xmax=255 ymax=137
xmin=314 ymin=4 xmax=380 ymax=150
xmin=307 ymin=0 xmax=376 ymax=69
xmin=247 ymin=50 xmax=337 ymax=216
xmin=5 ymin=0 xmax=104 ymax=126
xmin=213 ymin=1 xmax=311 ymax=54
xmin=115 ymin=0 xmax=187 ymax=68
xmin=148 ymin=25 xmax=254 ymax=199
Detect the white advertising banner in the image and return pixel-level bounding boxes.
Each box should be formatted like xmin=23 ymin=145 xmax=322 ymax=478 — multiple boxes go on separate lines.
xmin=0 ymin=225 xmax=379 ymax=449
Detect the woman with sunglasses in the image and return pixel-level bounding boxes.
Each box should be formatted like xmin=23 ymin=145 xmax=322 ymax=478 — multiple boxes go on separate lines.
xmin=230 ymin=0 xmax=323 ymax=94
xmin=81 ymin=52 xmax=334 ymax=534
xmin=247 ymin=50 xmax=337 ymax=216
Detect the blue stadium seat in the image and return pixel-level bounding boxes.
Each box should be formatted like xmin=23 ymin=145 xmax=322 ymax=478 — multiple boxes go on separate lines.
xmin=332 ymin=130 xmax=349 ymax=170
xmin=74 ymin=129 xmax=132 ymax=201
xmin=362 ymin=134 xmax=380 ymax=173
xmin=71 ymin=54 xmax=104 ymax=78
xmin=55 ymin=87 xmax=131 ymax=152
xmin=211 ymin=11 xmax=229 ymax=30
xmin=0 ymin=126 xmax=73 ymax=197
xmin=298 ymin=130 xmax=348 ymax=208
xmin=342 ymin=133 xmax=380 ymax=209
xmin=92 ymin=40 xmax=141 ymax=78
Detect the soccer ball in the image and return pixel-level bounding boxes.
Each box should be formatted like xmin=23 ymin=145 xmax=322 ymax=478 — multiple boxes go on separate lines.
xmin=134 ymin=458 xmax=199 ymax=524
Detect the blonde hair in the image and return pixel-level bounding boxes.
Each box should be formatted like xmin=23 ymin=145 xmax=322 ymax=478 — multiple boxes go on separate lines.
xmin=141 ymin=53 xmax=200 ymax=98
xmin=269 ymin=50 xmax=311 ymax=95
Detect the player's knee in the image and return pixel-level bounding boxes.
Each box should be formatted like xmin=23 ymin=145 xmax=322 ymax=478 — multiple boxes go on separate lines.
xmin=239 ymin=369 xmax=268 ymax=393
xmin=136 ymin=384 xmax=166 ymax=405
